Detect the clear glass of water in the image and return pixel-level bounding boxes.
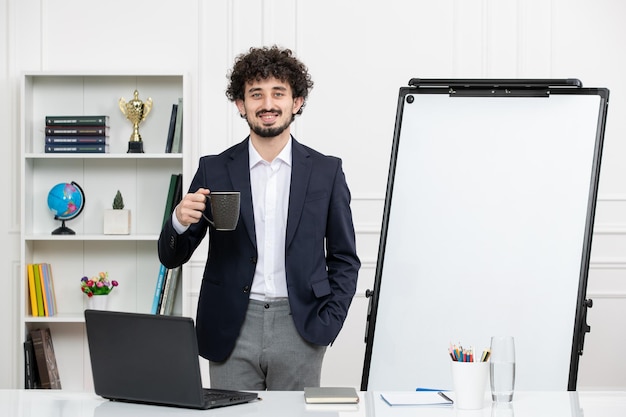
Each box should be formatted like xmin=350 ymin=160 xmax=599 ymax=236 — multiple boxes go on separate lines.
xmin=490 ymin=336 xmax=515 ymax=402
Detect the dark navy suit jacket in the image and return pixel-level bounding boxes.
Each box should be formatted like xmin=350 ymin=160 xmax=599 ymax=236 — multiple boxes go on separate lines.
xmin=158 ymin=137 xmax=360 ymax=362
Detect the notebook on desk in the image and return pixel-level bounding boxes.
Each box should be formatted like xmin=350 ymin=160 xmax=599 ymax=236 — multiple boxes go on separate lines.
xmin=84 ymin=309 xmax=258 ymax=410
xmin=304 ymin=386 xmax=360 ymax=404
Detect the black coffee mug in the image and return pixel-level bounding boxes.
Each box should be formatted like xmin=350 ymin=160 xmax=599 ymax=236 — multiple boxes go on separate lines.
xmin=202 ymin=191 xmax=240 ymax=231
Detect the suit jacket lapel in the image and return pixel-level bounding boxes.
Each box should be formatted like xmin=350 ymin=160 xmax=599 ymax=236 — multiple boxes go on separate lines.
xmin=227 ymin=138 xmax=256 ymax=246
xmin=287 ymin=138 xmax=312 ymax=248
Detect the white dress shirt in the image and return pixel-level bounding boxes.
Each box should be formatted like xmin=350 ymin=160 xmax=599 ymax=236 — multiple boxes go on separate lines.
xmin=172 ymin=139 xmax=292 ymax=301
xmin=248 ymin=139 xmax=291 ymax=300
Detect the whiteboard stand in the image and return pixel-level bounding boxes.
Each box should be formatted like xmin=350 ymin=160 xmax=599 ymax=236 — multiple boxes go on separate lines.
xmin=361 ymin=79 xmax=609 ymax=391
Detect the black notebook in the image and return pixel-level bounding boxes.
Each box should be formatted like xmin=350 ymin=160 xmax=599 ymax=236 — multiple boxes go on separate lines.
xmin=84 ymin=310 xmax=258 ymax=410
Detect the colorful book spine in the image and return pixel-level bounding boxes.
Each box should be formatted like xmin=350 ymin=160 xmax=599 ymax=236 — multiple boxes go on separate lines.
xmin=32 ymin=264 xmax=45 ymax=317
xmin=45 ymin=115 xmax=109 ymax=126
xmin=27 ymin=264 xmax=38 ymax=317
xmin=45 ymin=135 xmax=108 ymax=144
xmin=37 ymin=264 xmax=49 ymax=317
xmin=150 ymin=264 xmax=167 ymax=314
xmin=46 ymin=264 xmax=58 ymax=317
xmin=45 ymin=144 xmax=109 ymax=153
xmin=40 ymin=263 xmax=55 ymax=316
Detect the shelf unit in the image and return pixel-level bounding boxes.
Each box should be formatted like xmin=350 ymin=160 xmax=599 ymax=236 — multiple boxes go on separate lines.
xmin=19 ymin=73 xmax=190 ymax=391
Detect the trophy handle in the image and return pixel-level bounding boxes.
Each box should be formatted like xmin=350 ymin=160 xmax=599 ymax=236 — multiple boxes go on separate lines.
xmin=118 ymin=97 xmax=127 ymax=116
xmin=142 ymin=98 xmax=153 ymax=121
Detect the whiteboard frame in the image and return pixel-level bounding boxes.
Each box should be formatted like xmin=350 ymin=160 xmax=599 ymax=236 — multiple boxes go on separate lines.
xmin=361 ymin=79 xmax=609 ymax=391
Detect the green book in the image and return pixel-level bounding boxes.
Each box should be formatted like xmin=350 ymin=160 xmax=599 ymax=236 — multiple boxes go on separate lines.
xmin=162 ymin=174 xmax=178 ymax=226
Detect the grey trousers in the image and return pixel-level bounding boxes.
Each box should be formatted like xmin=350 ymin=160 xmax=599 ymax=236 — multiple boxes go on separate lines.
xmin=209 ymin=298 xmax=327 ymax=391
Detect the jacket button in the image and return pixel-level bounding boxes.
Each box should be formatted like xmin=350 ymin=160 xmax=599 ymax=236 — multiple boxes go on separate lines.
xmin=243 ymin=285 xmax=250 ymax=293
xmin=250 ymin=257 xmax=257 ymax=264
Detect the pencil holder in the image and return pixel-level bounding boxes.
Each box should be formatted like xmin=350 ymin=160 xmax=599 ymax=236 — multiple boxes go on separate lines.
xmin=451 ymin=361 xmax=489 ymax=410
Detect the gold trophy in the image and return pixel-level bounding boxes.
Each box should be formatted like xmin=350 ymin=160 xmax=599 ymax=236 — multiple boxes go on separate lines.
xmin=119 ymin=90 xmax=153 ymax=153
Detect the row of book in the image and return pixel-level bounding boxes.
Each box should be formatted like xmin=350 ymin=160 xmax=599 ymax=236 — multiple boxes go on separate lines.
xmin=165 ymin=98 xmax=183 ymax=153
xmin=152 ymin=265 xmax=181 ymax=315
xmin=150 ymin=173 xmax=183 ymax=315
xmin=27 ymin=263 xmax=57 ymax=317
xmin=24 ymin=328 xmax=61 ymax=389
xmin=44 ymin=115 xmax=109 ymax=153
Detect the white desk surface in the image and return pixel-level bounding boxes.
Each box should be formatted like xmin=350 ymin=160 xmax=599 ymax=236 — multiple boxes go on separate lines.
xmin=1 ymin=390 xmax=626 ymax=416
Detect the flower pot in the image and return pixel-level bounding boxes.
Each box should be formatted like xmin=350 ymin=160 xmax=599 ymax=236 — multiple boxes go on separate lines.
xmin=87 ymin=295 xmax=109 ymax=310
xmin=103 ymin=209 xmax=131 ymax=235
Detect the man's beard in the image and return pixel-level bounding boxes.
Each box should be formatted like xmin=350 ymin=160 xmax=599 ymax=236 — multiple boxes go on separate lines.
xmin=247 ymin=112 xmax=293 ymax=138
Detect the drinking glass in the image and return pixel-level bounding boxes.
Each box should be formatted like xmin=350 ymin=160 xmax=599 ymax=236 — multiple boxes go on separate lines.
xmin=489 ymin=336 xmax=515 ymax=402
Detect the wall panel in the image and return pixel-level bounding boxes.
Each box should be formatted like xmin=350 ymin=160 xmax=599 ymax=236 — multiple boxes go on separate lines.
xmin=3 ymin=0 xmax=626 ymax=390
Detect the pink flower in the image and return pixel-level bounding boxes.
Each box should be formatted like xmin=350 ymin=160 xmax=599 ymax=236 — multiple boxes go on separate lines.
xmin=80 ymin=272 xmax=119 ymax=296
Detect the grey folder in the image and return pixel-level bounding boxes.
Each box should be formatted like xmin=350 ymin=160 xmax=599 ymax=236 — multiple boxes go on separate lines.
xmin=84 ymin=309 xmax=257 ymax=409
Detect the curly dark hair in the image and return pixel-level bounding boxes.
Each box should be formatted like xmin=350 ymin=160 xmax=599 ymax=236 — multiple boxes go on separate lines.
xmin=225 ymin=46 xmax=314 ymax=116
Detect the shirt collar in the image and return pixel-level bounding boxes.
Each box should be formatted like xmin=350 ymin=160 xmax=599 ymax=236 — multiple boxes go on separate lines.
xmin=248 ymin=137 xmax=293 ymax=169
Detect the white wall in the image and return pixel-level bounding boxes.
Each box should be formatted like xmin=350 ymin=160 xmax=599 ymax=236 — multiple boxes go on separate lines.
xmin=1 ymin=0 xmax=626 ymax=390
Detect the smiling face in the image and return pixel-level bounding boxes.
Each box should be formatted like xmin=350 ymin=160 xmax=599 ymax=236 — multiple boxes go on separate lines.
xmin=236 ymin=77 xmax=304 ymax=140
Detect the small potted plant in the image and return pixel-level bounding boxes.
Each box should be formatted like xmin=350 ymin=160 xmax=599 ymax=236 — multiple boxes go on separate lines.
xmin=81 ymin=272 xmax=119 ymax=310
xmin=103 ymin=190 xmax=130 ymax=234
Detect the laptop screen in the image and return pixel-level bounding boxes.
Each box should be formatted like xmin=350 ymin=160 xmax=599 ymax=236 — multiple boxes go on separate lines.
xmin=85 ymin=310 xmax=256 ymax=409
xmin=85 ymin=310 xmax=206 ymax=407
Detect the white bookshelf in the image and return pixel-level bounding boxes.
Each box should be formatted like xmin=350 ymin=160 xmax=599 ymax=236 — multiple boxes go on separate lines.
xmin=19 ymin=72 xmax=190 ymax=390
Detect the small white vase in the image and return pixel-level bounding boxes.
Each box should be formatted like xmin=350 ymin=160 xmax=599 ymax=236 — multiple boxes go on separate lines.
xmin=87 ymin=295 xmax=109 ymax=310
xmin=103 ymin=209 xmax=131 ymax=235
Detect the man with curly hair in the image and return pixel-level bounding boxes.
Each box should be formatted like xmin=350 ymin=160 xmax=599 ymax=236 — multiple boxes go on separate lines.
xmin=158 ymin=46 xmax=360 ymax=390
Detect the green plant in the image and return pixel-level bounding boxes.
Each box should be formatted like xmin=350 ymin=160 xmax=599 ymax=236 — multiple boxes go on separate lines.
xmin=80 ymin=272 xmax=119 ymax=297
xmin=112 ymin=190 xmax=125 ymax=209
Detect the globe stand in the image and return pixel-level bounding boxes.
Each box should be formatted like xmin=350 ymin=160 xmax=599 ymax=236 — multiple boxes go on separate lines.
xmin=51 ymin=218 xmax=76 ymax=235
xmin=48 ymin=181 xmax=85 ymax=236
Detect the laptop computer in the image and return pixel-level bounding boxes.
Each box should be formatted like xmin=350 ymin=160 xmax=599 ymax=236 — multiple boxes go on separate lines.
xmin=84 ymin=309 xmax=258 ymax=410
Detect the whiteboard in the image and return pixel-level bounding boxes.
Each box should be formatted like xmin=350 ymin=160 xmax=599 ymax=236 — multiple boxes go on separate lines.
xmin=362 ymin=80 xmax=608 ymax=391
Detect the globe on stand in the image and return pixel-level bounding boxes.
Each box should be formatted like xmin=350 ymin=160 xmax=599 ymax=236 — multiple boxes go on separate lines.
xmin=47 ymin=181 xmax=85 ymax=235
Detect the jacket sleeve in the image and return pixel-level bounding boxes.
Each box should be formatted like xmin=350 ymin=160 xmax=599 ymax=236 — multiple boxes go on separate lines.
xmin=158 ymin=166 xmax=210 ymax=268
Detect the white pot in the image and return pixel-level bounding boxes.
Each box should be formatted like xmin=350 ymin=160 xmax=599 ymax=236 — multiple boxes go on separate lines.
xmin=87 ymin=295 xmax=109 ymax=310
xmin=103 ymin=209 xmax=131 ymax=235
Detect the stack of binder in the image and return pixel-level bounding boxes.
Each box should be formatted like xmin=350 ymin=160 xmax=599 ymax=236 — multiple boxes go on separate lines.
xmin=44 ymin=115 xmax=109 ymax=153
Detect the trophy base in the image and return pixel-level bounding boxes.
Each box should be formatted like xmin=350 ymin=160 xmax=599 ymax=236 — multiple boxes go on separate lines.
xmin=127 ymin=141 xmax=144 ymax=153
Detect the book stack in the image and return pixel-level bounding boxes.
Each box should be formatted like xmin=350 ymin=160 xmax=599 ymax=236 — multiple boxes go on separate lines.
xmin=151 ymin=173 xmax=183 ymax=315
xmin=45 ymin=115 xmax=109 ymax=153
xmin=26 ymin=328 xmax=61 ymax=389
xmin=26 ymin=263 xmax=57 ymax=317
